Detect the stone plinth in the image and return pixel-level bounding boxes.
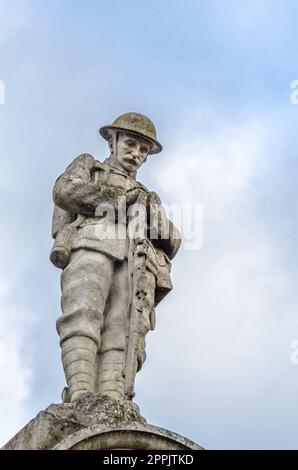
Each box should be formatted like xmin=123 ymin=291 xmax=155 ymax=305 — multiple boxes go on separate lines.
xmin=2 ymin=394 xmax=202 ymax=450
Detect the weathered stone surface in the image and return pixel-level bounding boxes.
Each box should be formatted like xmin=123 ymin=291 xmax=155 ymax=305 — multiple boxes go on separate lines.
xmin=2 ymin=394 xmax=202 ymax=450
xmin=51 ymin=113 xmax=181 ymax=403
xmin=54 ymin=423 xmax=202 ymax=450
xmin=2 ymin=394 xmax=146 ymax=450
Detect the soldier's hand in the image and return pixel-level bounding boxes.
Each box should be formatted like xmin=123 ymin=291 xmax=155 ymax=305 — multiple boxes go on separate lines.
xmin=100 ymin=184 xmax=126 ymax=202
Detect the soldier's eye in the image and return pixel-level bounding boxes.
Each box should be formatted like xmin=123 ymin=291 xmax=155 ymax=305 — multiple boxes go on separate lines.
xmin=140 ymin=146 xmax=148 ymax=153
xmin=126 ymin=140 xmax=134 ymax=147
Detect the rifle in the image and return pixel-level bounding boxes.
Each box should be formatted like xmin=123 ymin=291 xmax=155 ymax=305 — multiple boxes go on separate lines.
xmin=123 ymin=192 xmax=148 ymax=400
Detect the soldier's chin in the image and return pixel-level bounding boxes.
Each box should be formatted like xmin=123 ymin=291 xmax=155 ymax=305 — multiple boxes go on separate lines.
xmin=123 ymin=161 xmax=137 ymax=172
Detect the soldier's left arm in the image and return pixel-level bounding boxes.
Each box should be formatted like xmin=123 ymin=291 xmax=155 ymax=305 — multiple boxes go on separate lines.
xmin=147 ymin=191 xmax=181 ymax=260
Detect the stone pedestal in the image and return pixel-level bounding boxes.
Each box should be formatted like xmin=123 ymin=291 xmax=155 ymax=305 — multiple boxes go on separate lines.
xmin=2 ymin=394 xmax=202 ymax=450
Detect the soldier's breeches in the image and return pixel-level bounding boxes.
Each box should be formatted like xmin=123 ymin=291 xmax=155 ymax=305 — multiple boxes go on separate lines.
xmin=57 ymin=249 xmax=114 ymax=346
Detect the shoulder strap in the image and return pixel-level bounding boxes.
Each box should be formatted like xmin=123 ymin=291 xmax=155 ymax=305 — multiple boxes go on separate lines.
xmin=91 ymin=160 xmax=111 ymax=185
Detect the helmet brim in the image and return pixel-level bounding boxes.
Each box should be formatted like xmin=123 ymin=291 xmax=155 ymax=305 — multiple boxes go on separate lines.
xmin=99 ymin=125 xmax=162 ymax=155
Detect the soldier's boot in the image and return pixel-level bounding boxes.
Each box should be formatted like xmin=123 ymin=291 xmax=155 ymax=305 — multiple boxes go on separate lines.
xmin=61 ymin=335 xmax=97 ymax=402
xmin=97 ymin=350 xmax=125 ymax=401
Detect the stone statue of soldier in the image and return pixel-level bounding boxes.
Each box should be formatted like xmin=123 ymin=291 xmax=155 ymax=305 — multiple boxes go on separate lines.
xmin=50 ymin=112 xmax=181 ymax=403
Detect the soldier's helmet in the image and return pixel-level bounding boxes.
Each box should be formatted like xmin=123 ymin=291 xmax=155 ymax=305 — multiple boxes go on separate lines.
xmin=99 ymin=112 xmax=162 ymax=155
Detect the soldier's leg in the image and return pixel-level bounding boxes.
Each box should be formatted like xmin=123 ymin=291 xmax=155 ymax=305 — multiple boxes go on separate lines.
xmin=57 ymin=249 xmax=114 ymax=402
xmin=60 ymin=336 xmax=97 ymax=402
xmin=96 ymin=260 xmax=130 ymax=400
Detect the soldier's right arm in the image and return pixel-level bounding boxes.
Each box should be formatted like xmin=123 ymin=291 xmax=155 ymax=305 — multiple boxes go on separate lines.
xmin=53 ymin=154 xmax=103 ymax=216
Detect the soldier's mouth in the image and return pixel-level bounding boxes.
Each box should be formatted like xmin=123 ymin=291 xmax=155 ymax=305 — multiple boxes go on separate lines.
xmin=124 ymin=157 xmax=137 ymax=166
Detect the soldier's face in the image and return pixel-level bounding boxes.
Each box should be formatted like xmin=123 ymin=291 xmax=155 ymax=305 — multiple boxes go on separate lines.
xmin=115 ymin=132 xmax=151 ymax=174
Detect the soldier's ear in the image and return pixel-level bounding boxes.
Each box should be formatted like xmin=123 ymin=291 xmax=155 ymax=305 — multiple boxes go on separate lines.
xmin=109 ymin=132 xmax=118 ymax=155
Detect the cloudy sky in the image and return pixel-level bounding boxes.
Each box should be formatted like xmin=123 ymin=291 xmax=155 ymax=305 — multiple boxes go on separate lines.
xmin=1 ymin=0 xmax=298 ymax=450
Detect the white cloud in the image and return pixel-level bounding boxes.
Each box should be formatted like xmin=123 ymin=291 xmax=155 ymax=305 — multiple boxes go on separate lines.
xmin=0 ymin=0 xmax=30 ymax=46
xmin=137 ymin=113 xmax=298 ymax=448
xmin=0 ymin=278 xmax=32 ymax=447
xmin=158 ymin=117 xmax=268 ymax=203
